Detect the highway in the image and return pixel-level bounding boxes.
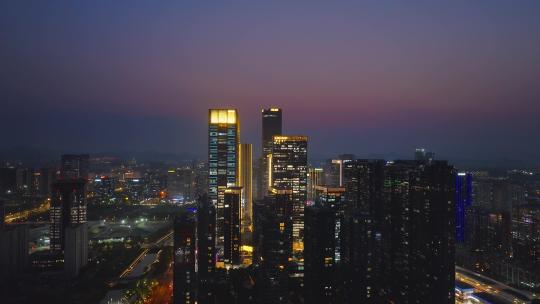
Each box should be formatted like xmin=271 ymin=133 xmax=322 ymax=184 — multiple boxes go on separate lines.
xmin=4 ymin=199 xmax=50 ymax=223
xmin=118 ymin=230 xmax=173 ymax=279
xmin=456 ymin=266 xmax=537 ymax=304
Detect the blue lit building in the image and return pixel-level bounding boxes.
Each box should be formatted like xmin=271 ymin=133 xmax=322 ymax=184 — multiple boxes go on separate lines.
xmin=455 ymin=172 xmax=473 ymax=243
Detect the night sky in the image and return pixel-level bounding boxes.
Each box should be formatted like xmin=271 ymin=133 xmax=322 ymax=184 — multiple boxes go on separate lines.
xmin=1 ymin=1 xmax=540 ymax=163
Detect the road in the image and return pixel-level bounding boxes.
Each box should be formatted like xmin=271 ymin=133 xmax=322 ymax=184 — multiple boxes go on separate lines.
xmin=118 ymin=230 xmax=173 ymax=279
xmin=456 ymin=266 xmax=537 ymax=304
xmin=5 ymin=199 xmax=50 ymax=223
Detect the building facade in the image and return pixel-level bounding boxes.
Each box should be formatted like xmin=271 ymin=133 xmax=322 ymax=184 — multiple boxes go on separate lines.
xmin=208 ymin=109 xmax=240 ymax=263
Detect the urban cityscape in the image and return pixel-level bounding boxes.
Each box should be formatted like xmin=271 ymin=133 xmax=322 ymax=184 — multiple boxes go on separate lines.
xmin=2 ymin=2 xmax=540 ymax=304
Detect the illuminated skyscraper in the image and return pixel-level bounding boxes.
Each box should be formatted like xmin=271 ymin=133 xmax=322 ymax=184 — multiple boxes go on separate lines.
xmin=238 ymin=143 xmax=253 ymax=239
xmin=307 ymin=167 xmax=324 ymax=201
xmin=50 ymin=179 xmax=87 ymax=252
xmin=270 ymin=135 xmax=307 ymax=253
xmin=208 ymin=109 xmax=239 ymax=262
xmin=259 ymin=108 xmax=282 ymax=199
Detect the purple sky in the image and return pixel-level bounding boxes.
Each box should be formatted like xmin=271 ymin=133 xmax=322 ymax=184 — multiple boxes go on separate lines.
xmin=1 ymin=1 xmax=540 ymax=162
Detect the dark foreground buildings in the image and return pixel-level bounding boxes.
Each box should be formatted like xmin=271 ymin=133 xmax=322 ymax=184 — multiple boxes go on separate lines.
xmin=302 ymin=160 xmax=455 ymax=304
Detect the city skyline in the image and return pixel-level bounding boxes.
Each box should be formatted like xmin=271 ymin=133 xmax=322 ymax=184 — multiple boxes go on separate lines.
xmin=2 ymin=1 xmax=540 ymax=164
xmin=2 ymin=2 xmax=540 ymax=303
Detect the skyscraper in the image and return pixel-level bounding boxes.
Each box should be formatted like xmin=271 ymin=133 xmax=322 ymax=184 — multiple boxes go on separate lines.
xmin=456 ymin=172 xmax=473 ymax=244
xmin=173 ymin=215 xmax=196 ymax=304
xmin=304 ymin=205 xmax=338 ymax=304
xmin=270 ymin=135 xmax=307 ymax=254
xmin=223 ymin=187 xmax=242 ymax=266
xmin=61 ymin=154 xmax=89 ymax=180
xmin=50 ymin=179 xmax=87 ymax=252
xmin=259 ymin=108 xmax=282 ymax=199
xmin=253 ymin=189 xmax=293 ymax=304
xmin=196 ymin=194 xmax=216 ymax=304
xmin=64 ymin=223 xmax=88 ymax=278
xmin=307 ymin=167 xmax=324 ymax=201
xmin=340 ymin=159 xmax=455 ymax=303
xmin=238 ymin=143 xmax=253 ymax=241
xmin=208 ymin=109 xmax=240 ymax=263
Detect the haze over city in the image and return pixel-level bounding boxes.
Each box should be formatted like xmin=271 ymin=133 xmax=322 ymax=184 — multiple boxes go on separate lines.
xmin=2 ymin=1 xmax=540 ymax=164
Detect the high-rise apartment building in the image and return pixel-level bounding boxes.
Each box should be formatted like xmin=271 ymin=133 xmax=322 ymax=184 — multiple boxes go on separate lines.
xmin=340 ymin=159 xmax=455 ymax=303
xmin=208 ymin=109 xmax=239 ymax=262
xmin=173 ymin=215 xmax=196 ymax=304
xmin=196 ymin=194 xmax=216 ymax=304
xmin=270 ymin=135 xmax=307 ymax=253
xmin=50 ymin=179 xmax=87 ymax=252
xmin=223 ymin=187 xmax=242 ymax=266
xmin=253 ymin=189 xmax=293 ymax=304
xmin=259 ymin=108 xmax=282 ymax=199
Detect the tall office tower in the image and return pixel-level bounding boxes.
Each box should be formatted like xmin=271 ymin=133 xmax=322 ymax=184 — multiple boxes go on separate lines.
xmin=208 ymin=109 xmax=240 ymax=262
xmin=64 ymin=223 xmax=88 ymax=278
xmin=50 ymin=179 xmax=87 ymax=252
xmin=456 ymin=172 xmax=473 ymax=244
xmin=323 ymin=155 xmax=355 ymax=188
xmin=173 ymin=215 xmax=196 ymax=304
xmin=223 ymin=187 xmax=242 ymax=266
xmin=253 ymin=189 xmax=292 ymax=304
xmin=238 ymin=143 xmax=253 ymax=240
xmin=307 ymin=167 xmax=324 ymax=201
xmin=259 ymin=108 xmax=282 ymax=199
xmin=270 ymin=135 xmax=307 ymax=254
xmin=196 ymin=195 xmax=216 ymax=304
xmin=61 ymin=154 xmax=90 ymax=180
xmin=304 ymin=205 xmax=338 ymax=304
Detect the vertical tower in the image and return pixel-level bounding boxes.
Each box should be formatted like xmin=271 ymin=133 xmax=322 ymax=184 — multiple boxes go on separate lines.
xmin=50 ymin=179 xmax=87 ymax=252
xmin=208 ymin=109 xmax=239 ymax=262
xmin=270 ymin=135 xmax=307 ymax=254
xmin=238 ymin=143 xmax=253 ymax=239
xmin=223 ymin=187 xmax=242 ymax=266
xmin=259 ymin=108 xmax=282 ymax=199
xmin=307 ymin=167 xmax=324 ymax=201
xmin=455 ymin=172 xmax=472 ymax=244
xmin=174 ymin=215 xmax=196 ymax=304
xmin=196 ymin=195 xmax=215 ymax=303
xmin=61 ymin=154 xmax=89 ymax=180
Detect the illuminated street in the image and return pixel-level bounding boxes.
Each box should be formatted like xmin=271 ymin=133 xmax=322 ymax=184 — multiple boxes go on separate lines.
xmin=455 ymin=266 xmax=537 ymax=304
xmin=4 ymin=199 xmax=50 ymax=223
